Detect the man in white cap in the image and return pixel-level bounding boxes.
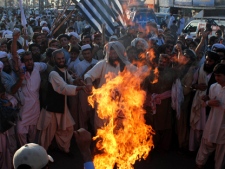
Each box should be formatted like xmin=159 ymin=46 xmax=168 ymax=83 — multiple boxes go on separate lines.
xmin=74 ymin=44 xmax=98 ymax=131
xmin=84 ymin=41 xmax=135 ymax=133
xmin=40 ymin=20 xmax=48 ymax=27
xmin=76 ymin=44 xmax=98 ymax=78
xmin=185 ymin=34 xmax=193 ymax=48
xmin=10 ymin=30 xmax=47 ymax=146
xmin=0 ymin=51 xmax=18 ymax=94
xmin=41 ymin=27 xmax=50 ymax=36
xmin=68 ymin=32 xmax=80 ymax=49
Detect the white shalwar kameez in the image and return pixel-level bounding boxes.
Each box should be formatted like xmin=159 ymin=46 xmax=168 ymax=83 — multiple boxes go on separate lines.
xmin=196 ymin=83 xmax=225 ymax=169
xmin=17 ymin=62 xmax=47 ymax=146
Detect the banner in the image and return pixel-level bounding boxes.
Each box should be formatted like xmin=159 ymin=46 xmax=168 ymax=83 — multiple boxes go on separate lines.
xmin=215 ymin=0 xmax=225 ymax=5
xmin=159 ymin=0 xmax=173 ymax=7
xmin=174 ymin=0 xmax=192 ymax=6
xmin=193 ymin=0 xmax=214 ymax=6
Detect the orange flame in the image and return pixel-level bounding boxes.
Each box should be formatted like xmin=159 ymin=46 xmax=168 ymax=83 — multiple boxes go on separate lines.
xmin=88 ymin=70 xmax=154 ymax=169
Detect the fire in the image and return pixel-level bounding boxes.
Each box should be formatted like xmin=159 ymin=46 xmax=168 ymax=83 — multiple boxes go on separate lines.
xmin=88 ymin=70 xmax=154 ymax=169
xmin=152 ymin=67 xmax=159 ymax=84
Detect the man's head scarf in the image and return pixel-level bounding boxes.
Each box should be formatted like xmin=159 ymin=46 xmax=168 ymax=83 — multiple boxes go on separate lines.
xmin=103 ymin=41 xmax=129 ymax=65
xmin=131 ymin=38 xmax=149 ymax=50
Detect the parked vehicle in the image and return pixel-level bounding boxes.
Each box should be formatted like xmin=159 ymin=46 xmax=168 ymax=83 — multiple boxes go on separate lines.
xmin=131 ymin=8 xmax=157 ymax=28
xmin=183 ymin=19 xmax=222 ymax=38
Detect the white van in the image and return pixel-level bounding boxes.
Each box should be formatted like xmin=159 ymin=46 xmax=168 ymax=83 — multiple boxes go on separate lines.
xmin=183 ymin=19 xmax=221 ymax=38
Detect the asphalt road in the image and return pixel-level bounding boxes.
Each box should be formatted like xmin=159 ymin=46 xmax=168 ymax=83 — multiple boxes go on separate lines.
xmin=48 ymin=137 xmax=215 ymax=169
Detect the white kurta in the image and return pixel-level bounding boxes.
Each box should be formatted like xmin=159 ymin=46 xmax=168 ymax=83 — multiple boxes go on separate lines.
xmin=84 ymin=60 xmax=136 ymax=131
xmin=76 ymin=59 xmax=98 ymax=78
xmin=196 ymin=84 xmax=225 ymax=169
xmin=203 ymin=83 xmax=225 ymax=144
xmin=67 ymin=57 xmax=81 ymax=75
xmin=84 ymin=60 xmax=135 ymax=88
xmin=17 ymin=62 xmax=47 ymax=132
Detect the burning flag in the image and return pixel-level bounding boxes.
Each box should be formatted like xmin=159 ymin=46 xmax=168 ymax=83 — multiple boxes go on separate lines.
xmin=88 ymin=70 xmax=154 ymax=169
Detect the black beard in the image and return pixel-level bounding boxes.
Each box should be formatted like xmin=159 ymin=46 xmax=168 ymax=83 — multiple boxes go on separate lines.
xmin=203 ymin=63 xmax=216 ymax=73
xmin=137 ymin=49 xmax=145 ymax=55
xmin=56 ymin=63 xmax=66 ymax=68
xmin=32 ymin=55 xmax=41 ymax=62
xmin=108 ymin=57 xmax=120 ymax=67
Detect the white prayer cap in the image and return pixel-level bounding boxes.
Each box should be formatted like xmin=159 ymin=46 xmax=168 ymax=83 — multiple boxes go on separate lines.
xmin=68 ymin=32 xmax=80 ymax=40
xmin=36 ymin=16 xmax=41 ymax=20
xmin=42 ymin=27 xmax=50 ymax=33
xmin=17 ymin=49 xmax=25 ymax=55
xmin=2 ymin=30 xmax=13 ymax=38
xmin=0 ymin=51 xmax=8 ymax=59
xmin=109 ymin=35 xmax=118 ymax=42
xmin=185 ymin=35 xmax=193 ymax=40
xmin=40 ymin=21 xmax=47 ymax=27
xmin=14 ymin=28 xmax=21 ymax=32
xmin=29 ymin=18 xmax=35 ymax=21
xmin=81 ymin=44 xmax=91 ymax=51
xmin=0 ymin=61 xmax=4 ymax=72
xmin=131 ymin=38 xmax=149 ymax=50
xmin=212 ymin=43 xmax=225 ymax=50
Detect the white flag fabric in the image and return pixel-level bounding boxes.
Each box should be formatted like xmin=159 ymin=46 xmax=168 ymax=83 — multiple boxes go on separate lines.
xmin=18 ymin=0 xmax=27 ymax=27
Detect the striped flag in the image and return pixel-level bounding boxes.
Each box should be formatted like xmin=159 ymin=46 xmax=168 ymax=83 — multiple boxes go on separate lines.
xmin=75 ymin=0 xmax=125 ymax=37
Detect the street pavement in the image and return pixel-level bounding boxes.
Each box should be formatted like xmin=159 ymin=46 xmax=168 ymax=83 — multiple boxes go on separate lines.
xmin=48 ymin=137 xmax=215 ymax=169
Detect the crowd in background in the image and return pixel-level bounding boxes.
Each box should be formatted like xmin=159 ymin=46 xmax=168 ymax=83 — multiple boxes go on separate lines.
xmin=0 ymin=7 xmax=225 ymax=169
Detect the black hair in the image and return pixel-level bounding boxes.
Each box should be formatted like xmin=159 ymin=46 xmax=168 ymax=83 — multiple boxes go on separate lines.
xmin=82 ymin=34 xmax=92 ymax=40
xmin=48 ymin=39 xmax=59 ymax=47
xmin=46 ymin=48 xmax=56 ymax=58
xmin=213 ymin=63 xmax=225 ymax=75
xmin=69 ymin=46 xmax=80 ymax=54
xmin=57 ymin=34 xmax=69 ymax=41
xmin=29 ymin=43 xmax=41 ymax=52
xmin=205 ymin=51 xmax=220 ymax=62
xmin=20 ymin=51 xmax=32 ymax=63
xmin=126 ymin=46 xmax=137 ymax=53
xmin=32 ymin=33 xmax=42 ymax=42
xmin=209 ymin=36 xmax=218 ymax=46
xmin=183 ymin=49 xmax=196 ymax=61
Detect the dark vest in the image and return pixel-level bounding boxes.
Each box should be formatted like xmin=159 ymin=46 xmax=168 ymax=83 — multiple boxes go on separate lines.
xmin=46 ymin=66 xmax=68 ymax=114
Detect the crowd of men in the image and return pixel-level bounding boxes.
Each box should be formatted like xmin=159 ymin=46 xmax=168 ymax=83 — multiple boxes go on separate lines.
xmin=0 ymin=8 xmax=225 ymax=169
